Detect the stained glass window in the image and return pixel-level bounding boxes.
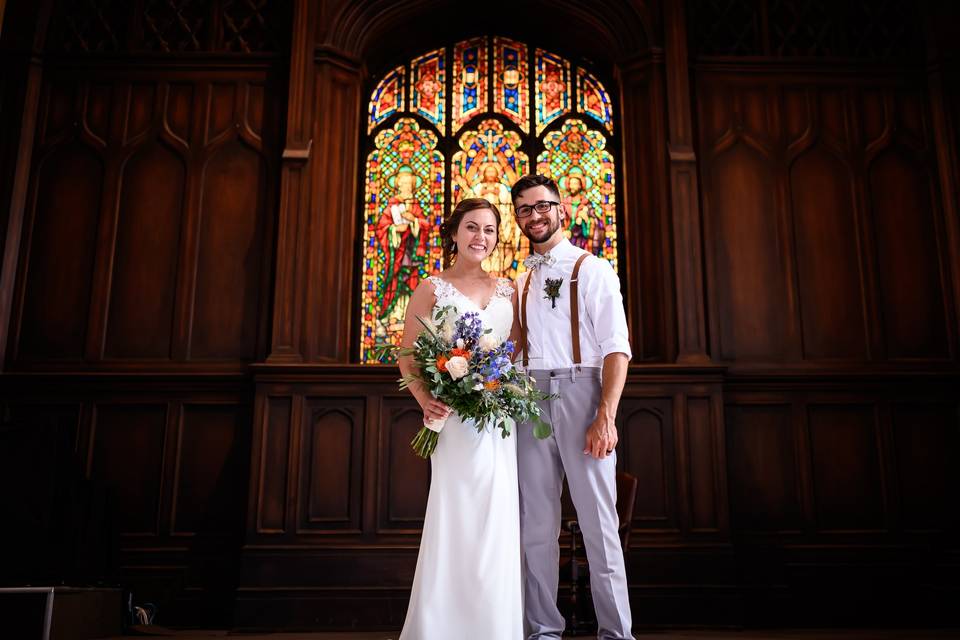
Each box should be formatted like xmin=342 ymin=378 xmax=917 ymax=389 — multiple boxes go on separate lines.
xmin=493 ymin=37 xmax=529 ymax=134
xmin=535 ymin=48 xmax=571 ymax=134
xmin=410 ymin=48 xmax=445 ymax=135
xmin=577 ymin=68 xmax=614 ymax=134
xmin=360 ymin=118 xmax=444 ymax=363
xmin=452 ymin=118 xmax=530 ymax=279
xmin=361 ymin=39 xmax=618 ymax=362
xmin=453 ymin=37 xmax=487 ymax=131
xmin=368 ymin=65 xmax=404 ymax=133
xmin=536 ymin=119 xmax=617 ymax=270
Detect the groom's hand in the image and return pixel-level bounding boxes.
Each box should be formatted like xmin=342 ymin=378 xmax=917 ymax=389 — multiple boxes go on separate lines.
xmin=584 ymin=410 xmax=619 ymax=459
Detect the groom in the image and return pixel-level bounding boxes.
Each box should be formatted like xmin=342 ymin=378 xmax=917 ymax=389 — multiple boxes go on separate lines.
xmin=513 ymin=174 xmax=633 ymax=640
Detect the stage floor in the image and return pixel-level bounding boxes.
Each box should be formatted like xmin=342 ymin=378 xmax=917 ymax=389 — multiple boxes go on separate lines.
xmin=95 ymin=630 xmax=960 ymax=639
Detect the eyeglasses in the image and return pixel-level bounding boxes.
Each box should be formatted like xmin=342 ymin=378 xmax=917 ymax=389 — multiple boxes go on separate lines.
xmin=515 ymin=200 xmax=559 ymax=219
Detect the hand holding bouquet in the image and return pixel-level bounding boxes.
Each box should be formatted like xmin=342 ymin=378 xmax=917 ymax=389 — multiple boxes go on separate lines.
xmin=378 ymin=305 xmax=553 ymax=458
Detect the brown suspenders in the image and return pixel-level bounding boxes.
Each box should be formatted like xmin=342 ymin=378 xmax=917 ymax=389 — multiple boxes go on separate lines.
xmin=520 ymin=253 xmax=589 ymax=368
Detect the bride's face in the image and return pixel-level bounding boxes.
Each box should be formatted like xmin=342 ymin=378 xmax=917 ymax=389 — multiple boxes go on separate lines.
xmin=452 ymin=207 xmax=499 ymax=264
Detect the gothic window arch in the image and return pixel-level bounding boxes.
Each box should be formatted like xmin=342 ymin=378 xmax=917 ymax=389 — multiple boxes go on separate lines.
xmin=360 ymin=37 xmax=619 ymax=362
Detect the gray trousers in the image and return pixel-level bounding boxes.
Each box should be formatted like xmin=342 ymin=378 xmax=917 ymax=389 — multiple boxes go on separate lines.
xmin=518 ymin=366 xmax=633 ymax=640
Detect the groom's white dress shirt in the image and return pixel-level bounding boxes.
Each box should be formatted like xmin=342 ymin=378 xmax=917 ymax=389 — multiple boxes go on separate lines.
xmin=518 ymin=238 xmax=631 ymax=370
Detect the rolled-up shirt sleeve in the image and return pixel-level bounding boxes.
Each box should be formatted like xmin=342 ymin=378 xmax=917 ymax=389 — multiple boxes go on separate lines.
xmin=582 ymin=257 xmax=632 ymax=360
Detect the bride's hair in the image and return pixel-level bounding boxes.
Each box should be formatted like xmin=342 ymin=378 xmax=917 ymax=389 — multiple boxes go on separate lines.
xmin=440 ymin=197 xmax=501 ymax=264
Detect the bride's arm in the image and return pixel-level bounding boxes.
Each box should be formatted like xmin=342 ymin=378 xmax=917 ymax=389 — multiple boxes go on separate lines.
xmin=509 ymin=280 xmax=522 ymax=362
xmin=399 ymin=281 xmax=451 ymax=423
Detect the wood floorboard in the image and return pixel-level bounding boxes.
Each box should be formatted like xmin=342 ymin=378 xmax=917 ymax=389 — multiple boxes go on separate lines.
xmin=94 ymin=630 xmax=960 ymax=640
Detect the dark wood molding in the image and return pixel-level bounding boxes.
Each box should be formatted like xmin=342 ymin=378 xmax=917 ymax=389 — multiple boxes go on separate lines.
xmin=268 ymin=0 xmax=315 ymax=363
xmin=0 ymin=0 xmax=54 ymax=371
xmin=663 ymin=0 xmax=710 ymax=364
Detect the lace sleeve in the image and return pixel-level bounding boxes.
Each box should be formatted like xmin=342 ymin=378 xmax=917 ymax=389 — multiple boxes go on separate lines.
xmin=427 ymin=275 xmax=456 ymax=300
xmin=495 ymin=277 xmax=515 ymax=298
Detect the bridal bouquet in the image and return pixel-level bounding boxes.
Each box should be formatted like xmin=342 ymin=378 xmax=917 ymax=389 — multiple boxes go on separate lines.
xmin=377 ymin=306 xmax=553 ymax=458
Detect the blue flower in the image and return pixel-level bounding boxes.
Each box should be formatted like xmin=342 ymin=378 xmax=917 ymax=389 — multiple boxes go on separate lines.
xmin=453 ymin=312 xmax=483 ymax=345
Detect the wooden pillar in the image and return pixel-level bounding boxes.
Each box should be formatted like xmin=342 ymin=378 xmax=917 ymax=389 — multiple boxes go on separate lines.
xmin=0 ymin=0 xmax=53 ymax=370
xmin=304 ymin=46 xmax=362 ymax=362
xmin=267 ymin=0 xmax=362 ymax=364
xmin=663 ymin=0 xmax=710 ymax=363
xmin=267 ymin=0 xmax=315 ymax=363
xmin=617 ymin=52 xmax=676 ymax=363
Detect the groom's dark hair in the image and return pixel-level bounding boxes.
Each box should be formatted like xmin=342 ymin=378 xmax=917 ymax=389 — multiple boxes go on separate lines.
xmin=510 ymin=174 xmax=561 ymax=204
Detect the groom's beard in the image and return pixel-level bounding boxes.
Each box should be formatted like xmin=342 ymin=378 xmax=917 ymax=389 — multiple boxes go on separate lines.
xmin=522 ymin=215 xmax=561 ymax=244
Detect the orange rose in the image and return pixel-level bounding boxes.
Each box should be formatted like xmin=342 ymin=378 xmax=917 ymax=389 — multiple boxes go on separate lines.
xmin=484 ymin=380 xmax=500 ymax=391
xmin=451 ymin=348 xmax=472 ymax=359
xmin=436 ymin=355 xmax=449 ymax=372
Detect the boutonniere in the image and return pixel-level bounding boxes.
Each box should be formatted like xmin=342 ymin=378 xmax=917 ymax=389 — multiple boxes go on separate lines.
xmin=543 ymin=277 xmax=563 ymax=308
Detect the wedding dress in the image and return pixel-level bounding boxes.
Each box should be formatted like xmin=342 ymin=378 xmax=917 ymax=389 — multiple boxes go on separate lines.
xmin=399 ymin=275 xmax=524 ymax=640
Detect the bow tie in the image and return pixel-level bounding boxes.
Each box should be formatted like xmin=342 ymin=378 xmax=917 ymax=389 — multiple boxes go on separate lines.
xmin=523 ymin=252 xmax=557 ymax=270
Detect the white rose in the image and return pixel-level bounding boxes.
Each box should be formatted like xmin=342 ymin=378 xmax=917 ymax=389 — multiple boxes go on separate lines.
xmin=478 ymin=333 xmax=499 ymax=351
xmin=445 ymin=355 xmax=469 ymax=380
xmin=472 ymin=383 xmax=484 ymax=391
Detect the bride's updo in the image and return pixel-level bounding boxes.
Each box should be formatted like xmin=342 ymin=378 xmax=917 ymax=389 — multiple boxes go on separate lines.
xmin=440 ymin=197 xmax=501 ymax=264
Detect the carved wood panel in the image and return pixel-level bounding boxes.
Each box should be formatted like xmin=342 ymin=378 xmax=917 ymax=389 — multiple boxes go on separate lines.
xmin=298 ymin=397 xmax=364 ymax=532
xmin=698 ymin=76 xmax=954 ymax=365
xmin=378 ymin=395 xmax=430 ymax=531
xmin=12 ymin=67 xmax=280 ymax=368
xmin=618 ymin=397 xmax=677 ymax=530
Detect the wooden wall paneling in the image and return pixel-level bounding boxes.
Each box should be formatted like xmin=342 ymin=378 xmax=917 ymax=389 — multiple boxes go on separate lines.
xmin=189 ymin=79 xmax=275 ymax=361
xmin=784 ymin=86 xmax=870 ymax=360
xmin=89 ymin=402 xmax=169 ymax=536
xmin=16 ymin=132 xmax=104 ymax=360
xmin=889 ymin=402 xmax=960 ymax=533
xmin=305 ymin=49 xmax=361 ymax=362
xmin=9 ymin=63 xmax=280 ymax=370
xmin=860 ymin=87 xmax=951 ymax=361
xmin=619 ymin=396 xmax=677 ymax=532
xmin=168 ymin=79 xmax=204 ymax=363
xmin=361 ymin=393 xmax=381 ymax=535
xmin=663 ymin=0 xmax=709 ymax=363
xmin=617 ymin=56 xmax=674 ymax=362
xmin=253 ymin=394 xmax=293 ymax=535
xmin=171 ymin=402 xmax=249 ymax=536
xmin=268 ymin=0 xmax=313 ymax=363
xmin=378 ymin=394 xmax=430 ymax=533
xmin=699 ymin=77 xmax=797 ymax=364
xmin=297 ymin=396 xmax=364 ymax=533
xmin=725 ymin=402 xmax=803 ymax=534
xmin=0 ymin=401 xmax=84 ymax=581
xmin=0 ymin=0 xmax=52 ymax=370
xmin=805 ymin=403 xmax=886 ymax=532
xmin=104 ymin=82 xmax=186 ymax=359
xmin=928 ymin=69 xmax=960 ymax=348
xmin=685 ymin=394 xmax=724 ymax=533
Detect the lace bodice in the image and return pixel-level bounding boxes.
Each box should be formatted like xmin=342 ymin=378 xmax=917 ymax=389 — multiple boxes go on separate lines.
xmin=427 ymin=275 xmax=515 ymax=344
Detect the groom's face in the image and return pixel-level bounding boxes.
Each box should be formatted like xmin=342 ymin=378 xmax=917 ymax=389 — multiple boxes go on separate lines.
xmin=515 ymin=185 xmax=564 ymax=244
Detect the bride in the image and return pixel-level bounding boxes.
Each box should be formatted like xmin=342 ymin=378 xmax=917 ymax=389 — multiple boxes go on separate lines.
xmin=397 ymin=197 xmax=523 ymax=639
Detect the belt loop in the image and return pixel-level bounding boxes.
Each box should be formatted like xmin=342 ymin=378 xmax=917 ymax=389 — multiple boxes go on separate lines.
xmin=571 ymin=366 xmax=578 ymax=382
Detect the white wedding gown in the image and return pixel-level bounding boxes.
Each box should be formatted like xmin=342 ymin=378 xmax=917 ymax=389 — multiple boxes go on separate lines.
xmin=399 ymin=276 xmax=523 ymax=640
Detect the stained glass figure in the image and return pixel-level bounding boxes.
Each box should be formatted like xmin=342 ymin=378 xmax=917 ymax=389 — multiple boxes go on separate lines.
xmin=452 ymin=37 xmax=487 ymax=132
xmin=536 ymin=119 xmax=617 ymax=270
xmin=534 ymin=48 xmax=571 ymax=134
xmin=451 ymin=119 xmax=530 ymax=279
xmin=368 ymin=65 xmax=405 ymax=133
xmin=411 ymin=48 xmax=446 ymax=135
xmin=361 ymin=118 xmax=445 ymax=363
xmin=493 ymin=37 xmax=529 ymax=134
xmin=577 ymin=68 xmax=614 ymax=134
